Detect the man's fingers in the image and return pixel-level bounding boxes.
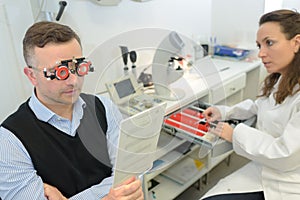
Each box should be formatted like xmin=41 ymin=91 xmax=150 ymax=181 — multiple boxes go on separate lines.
xmin=112 ymin=178 xmax=142 ymax=198
xmin=114 ymin=176 xmax=137 ymax=190
xmin=44 ymin=183 xmax=50 ymax=197
xmin=125 ymin=184 xmax=143 ymax=200
xmin=121 ymin=176 xmax=136 ymax=185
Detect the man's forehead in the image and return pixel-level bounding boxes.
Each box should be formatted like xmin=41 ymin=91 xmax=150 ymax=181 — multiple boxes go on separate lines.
xmin=33 ymin=39 xmax=82 ymax=60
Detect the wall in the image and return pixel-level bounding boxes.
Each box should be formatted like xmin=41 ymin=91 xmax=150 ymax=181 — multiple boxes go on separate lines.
xmin=0 ymin=1 xmax=34 ymax=122
xmin=59 ymin=0 xmax=212 ymax=55
xmin=264 ymin=0 xmax=283 ymax=13
xmin=282 ymin=0 xmax=300 ymax=10
xmin=211 ymin=0 xmax=264 ymax=49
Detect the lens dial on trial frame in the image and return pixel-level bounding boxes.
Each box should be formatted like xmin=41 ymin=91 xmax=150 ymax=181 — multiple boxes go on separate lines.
xmin=43 ymin=57 xmax=94 ymax=80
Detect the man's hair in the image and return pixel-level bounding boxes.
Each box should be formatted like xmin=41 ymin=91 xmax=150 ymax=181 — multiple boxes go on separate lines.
xmin=23 ymin=21 xmax=81 ymax=67
xmin=258 ymin=9 xmax=300 ymax=104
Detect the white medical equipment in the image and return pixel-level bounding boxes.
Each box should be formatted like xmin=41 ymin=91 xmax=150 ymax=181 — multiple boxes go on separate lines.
xmin=105 ymin=74 xmax=163 ymax=116
xmin=152 ymin=31 xmax=185 ymax=101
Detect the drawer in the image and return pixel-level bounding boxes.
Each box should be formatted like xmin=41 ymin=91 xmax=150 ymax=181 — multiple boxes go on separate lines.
xmin=210 ymin=73 xmax=246 ymax=104
xmin=162 ymin=102 xmax=243 ymax=149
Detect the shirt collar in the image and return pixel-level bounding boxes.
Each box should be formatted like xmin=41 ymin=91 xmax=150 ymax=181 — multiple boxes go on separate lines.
xmin=28 ymin=90 xmax=86 ymax=122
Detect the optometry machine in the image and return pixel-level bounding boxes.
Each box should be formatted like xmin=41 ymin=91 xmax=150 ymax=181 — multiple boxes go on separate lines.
xmin=105 ymin=73 xmax=164 ymax=116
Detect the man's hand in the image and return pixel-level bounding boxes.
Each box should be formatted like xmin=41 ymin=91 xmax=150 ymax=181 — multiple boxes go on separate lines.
xmin=102 ymin=176 xmax=144 ymax=200
xmin=44 ymin=183 xmax=68 ymax=200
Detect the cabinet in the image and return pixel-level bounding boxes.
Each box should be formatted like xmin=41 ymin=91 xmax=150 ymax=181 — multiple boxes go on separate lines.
xmin=210 ymin=72 xmax=246 ymax=105
xmin=143 ymin=58 xmax=261 ymax=200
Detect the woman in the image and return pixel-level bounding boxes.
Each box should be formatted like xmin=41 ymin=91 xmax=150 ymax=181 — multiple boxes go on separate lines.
xmin=201 ymin=9 xmax=300 ymax=200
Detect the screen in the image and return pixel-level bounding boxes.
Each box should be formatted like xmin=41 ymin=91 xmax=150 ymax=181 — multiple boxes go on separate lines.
xmin=114 ymin=78 xmax=136 ymax=98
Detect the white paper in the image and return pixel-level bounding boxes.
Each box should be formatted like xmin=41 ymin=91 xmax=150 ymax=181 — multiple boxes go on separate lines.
xmin=113 ymin=102 xmax=167 ymax=186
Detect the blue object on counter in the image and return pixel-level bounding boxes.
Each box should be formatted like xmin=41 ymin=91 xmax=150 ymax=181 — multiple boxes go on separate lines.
xmin=214 ymin=45 xmax=249 ymax=59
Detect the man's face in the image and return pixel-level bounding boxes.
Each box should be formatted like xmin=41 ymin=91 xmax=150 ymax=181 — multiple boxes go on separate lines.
xmin=27 ymin=39 xmax=84 ymax=109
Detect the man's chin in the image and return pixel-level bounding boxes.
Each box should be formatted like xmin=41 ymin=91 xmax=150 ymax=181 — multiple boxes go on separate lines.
xmin=63 ymin=92 xmax=80 ymax=103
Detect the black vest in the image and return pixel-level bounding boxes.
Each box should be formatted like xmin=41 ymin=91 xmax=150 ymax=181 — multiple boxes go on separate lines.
xmin=1 ymin=93 xmax=112 ymax=198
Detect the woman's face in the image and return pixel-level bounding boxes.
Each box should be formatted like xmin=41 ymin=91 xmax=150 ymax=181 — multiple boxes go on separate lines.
xmin=256 ymin=22 xmax=297 ymax=74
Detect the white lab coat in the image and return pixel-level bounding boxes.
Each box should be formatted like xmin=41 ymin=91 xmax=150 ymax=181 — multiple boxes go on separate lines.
xmin=201 ymin=80 xmax=300 ymax=200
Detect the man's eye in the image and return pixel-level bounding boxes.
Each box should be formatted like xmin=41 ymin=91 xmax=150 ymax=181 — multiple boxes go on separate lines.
xmin=266 ymin=40 xmax=274 ymax=46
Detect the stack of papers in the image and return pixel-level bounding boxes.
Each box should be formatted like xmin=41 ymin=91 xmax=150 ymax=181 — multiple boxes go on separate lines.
xmin=161 ymin=156 xmax=204 ymax=185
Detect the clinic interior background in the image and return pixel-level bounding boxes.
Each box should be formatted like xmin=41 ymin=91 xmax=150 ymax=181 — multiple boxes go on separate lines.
xmin=0 ymin=0 xmax=299 ymax=123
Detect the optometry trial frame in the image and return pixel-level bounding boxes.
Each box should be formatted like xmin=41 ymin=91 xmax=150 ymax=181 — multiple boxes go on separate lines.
xmin=29 ymin=57 xmax=94 ymax=80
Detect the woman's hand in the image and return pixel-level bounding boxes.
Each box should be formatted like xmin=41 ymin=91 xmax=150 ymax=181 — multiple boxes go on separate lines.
xmin=44 ymin=183 xmax=68 ymax=200
xmin=209 ymin=122 xmax=234 ymax=142
xmin=203 ymin=107 xmax=222 ymax=123
xmin=102 ymin=176 xmax=144 ymax=200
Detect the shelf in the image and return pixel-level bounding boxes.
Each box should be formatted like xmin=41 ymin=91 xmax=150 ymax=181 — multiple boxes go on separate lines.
xmin=161 ymin=155 xmax=205 ymax=184
xmin=146 ymin=139 xmax=198 ymax=181
xmin=149 ymin=165 xmax=208 ymax=200
xmin=155 ymin=131 xmax=186 ymax=160
xmin=146 ymin=149 xmax=233 ymax=200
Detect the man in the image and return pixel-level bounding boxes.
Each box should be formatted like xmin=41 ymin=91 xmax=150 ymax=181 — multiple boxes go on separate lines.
xmin=0 ymin=21 xmax=143 ymax=200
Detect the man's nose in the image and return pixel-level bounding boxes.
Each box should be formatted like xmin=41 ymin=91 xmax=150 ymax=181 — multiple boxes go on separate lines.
xmin=65 ymin=71 xmax=78 ymax=83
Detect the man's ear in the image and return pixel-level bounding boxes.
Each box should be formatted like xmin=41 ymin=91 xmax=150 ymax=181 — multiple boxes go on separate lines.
xmin=293 ymin=34 xmax=300 ymax=53
xmin=24 ymin=67 xmax=38 ymax=86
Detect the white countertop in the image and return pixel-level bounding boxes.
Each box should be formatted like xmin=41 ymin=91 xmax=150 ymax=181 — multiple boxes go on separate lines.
xmin=97 ymin=57 xmax=262 ymax=117
xmin=164 ymin=57 xmax=261 ymax=114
